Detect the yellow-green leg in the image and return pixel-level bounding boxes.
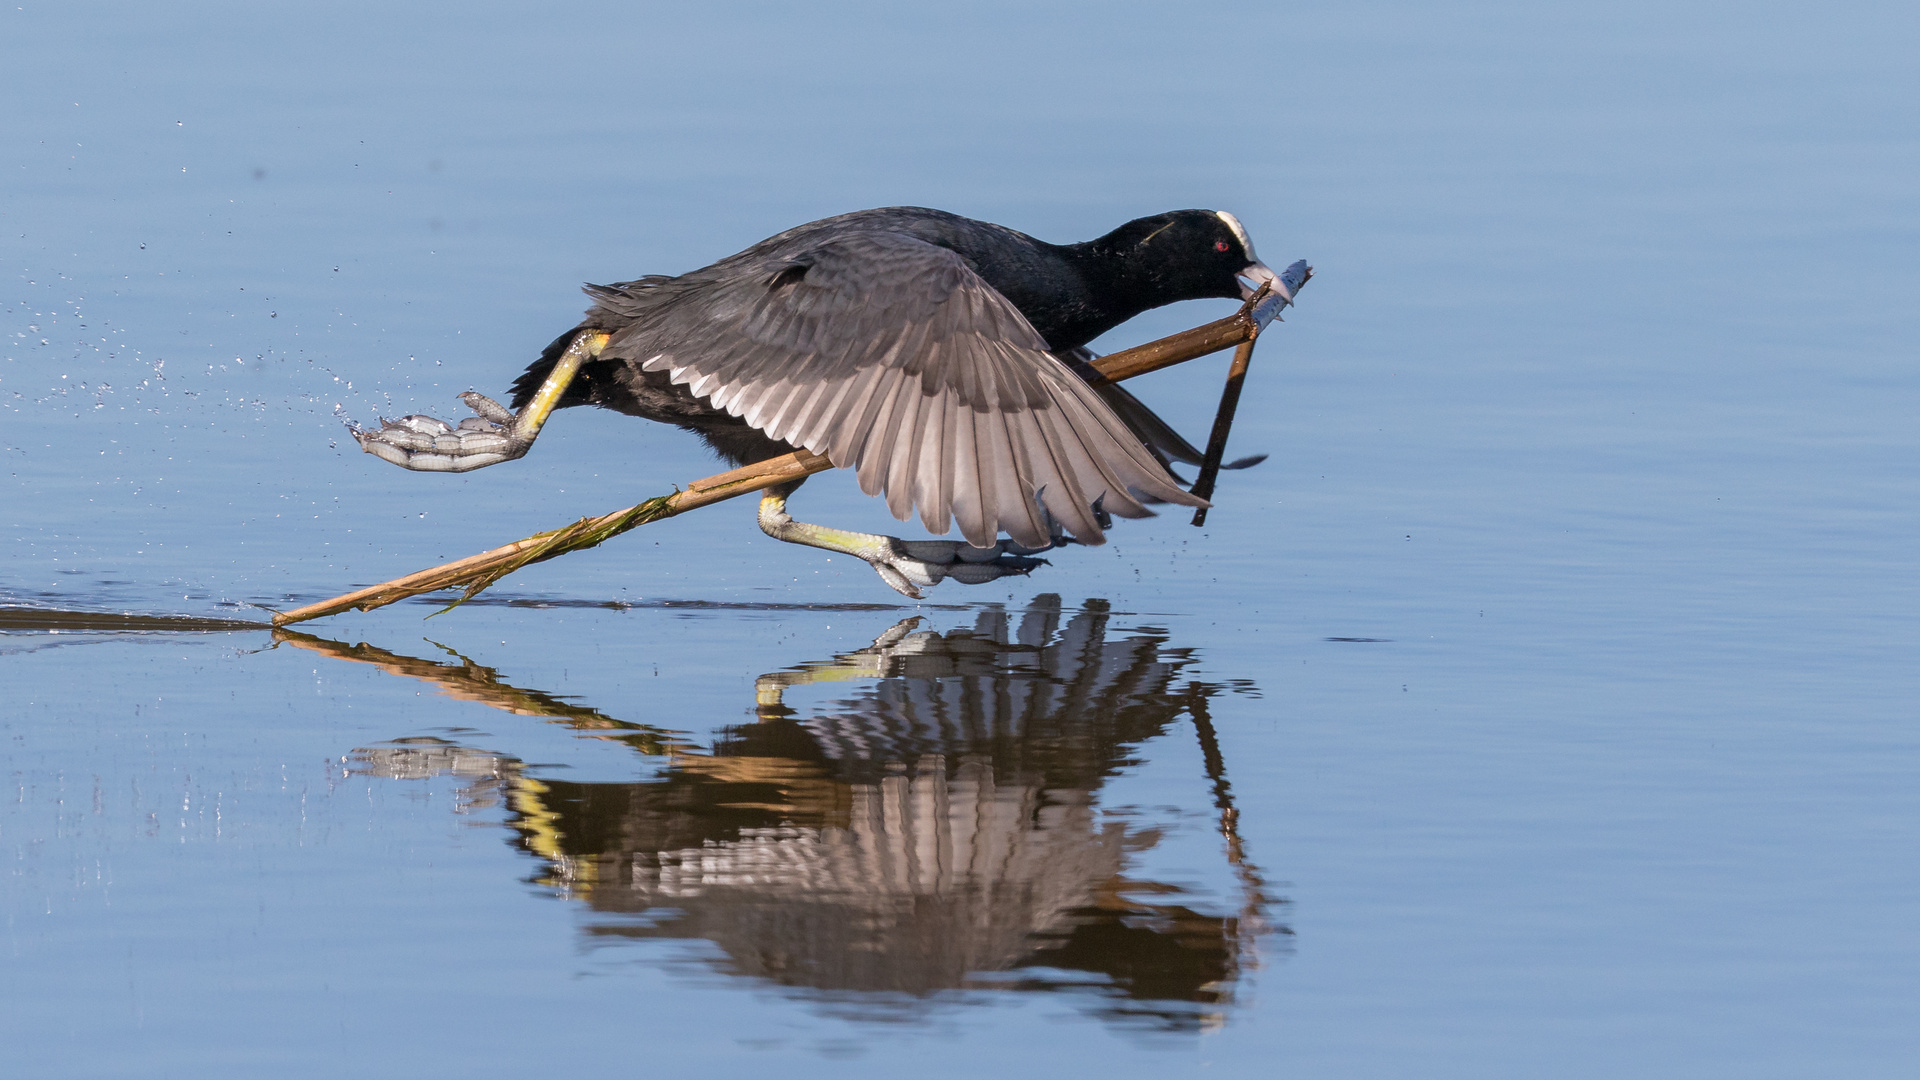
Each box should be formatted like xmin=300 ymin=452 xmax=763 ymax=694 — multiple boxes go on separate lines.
xmin=757 ymin=481 xmax=1053 ymax=599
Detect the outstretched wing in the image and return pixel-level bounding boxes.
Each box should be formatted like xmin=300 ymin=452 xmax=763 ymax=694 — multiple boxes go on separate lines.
xmin=600 ymin=230 xmax=1202 ymax=549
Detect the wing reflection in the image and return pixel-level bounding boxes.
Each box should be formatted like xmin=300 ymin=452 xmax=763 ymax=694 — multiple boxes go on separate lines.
xmin=285 ymin=595 xmax=1282 ymax=1030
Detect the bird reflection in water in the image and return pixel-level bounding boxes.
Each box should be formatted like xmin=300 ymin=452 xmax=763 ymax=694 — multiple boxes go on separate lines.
xmin=282 ymin=595 xmax=1282 ymax=1030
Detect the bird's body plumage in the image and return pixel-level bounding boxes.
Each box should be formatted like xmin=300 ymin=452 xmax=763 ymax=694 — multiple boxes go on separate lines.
xmin=508 ymin=207 xmax=1268 ymax=549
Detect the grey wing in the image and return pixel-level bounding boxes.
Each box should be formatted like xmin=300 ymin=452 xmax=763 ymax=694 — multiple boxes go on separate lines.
xmin=613 ymin=231 xmax=1202 ymax=549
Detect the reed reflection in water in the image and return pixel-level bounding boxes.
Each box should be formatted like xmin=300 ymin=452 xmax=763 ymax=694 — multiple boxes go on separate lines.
xmin=289 ymin=596 xmax=1281 ymax=1030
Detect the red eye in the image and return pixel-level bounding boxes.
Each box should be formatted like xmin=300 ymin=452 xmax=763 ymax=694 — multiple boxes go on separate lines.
xmin=1214 ymin=240 xmax=1231 ymax=253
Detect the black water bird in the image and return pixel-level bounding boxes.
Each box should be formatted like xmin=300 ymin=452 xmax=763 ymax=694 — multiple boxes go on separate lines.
xmin=353 ymin=207 xmax=1286 ymax=596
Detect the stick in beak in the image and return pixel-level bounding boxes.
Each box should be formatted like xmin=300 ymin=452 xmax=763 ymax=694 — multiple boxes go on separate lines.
xmin=1193 ymin=259 xmax=1313 ymax=525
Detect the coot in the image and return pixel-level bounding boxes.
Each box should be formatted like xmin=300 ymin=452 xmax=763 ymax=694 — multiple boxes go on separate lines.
xmin=354 ymin=207 xmax=1286 ymax=596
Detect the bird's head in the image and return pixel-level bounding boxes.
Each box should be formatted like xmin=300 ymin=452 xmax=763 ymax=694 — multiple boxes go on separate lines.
xmin=1098 ymin=209 xmax=1286 ymax=306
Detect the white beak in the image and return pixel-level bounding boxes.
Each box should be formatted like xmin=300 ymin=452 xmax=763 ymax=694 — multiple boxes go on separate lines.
xmin=1237 ymin=260 xmax=1293 ymax=303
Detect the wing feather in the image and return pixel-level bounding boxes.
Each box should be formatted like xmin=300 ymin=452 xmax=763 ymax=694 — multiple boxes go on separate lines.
xmin=884 ymin=369 xmax=928 ymax=522
xmin=618 ymin=229 xmax=1201 ymax=546
xmin=950 ymin=401 xmax=988 ymax=545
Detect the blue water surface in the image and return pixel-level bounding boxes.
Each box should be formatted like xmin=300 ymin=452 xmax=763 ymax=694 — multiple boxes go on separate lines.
xmin=4 ymin=2 xmax=1917 ymax=1077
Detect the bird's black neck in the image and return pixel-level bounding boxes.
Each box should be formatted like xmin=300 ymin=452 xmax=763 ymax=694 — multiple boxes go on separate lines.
xmin=960 ymin=241 xmax=1150 ymax=353
xmin=1008 ymin=229 xmax=1214 ymax=352
xmin=906 ymin=212 xmax=1224 ymax=354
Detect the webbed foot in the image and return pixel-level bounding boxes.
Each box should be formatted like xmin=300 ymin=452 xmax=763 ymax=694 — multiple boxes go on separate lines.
xmin=350 ymin=392 xmax=528 ymax=472
xmin=868 ymin=537 xmax=1052 ymax=599
xmin=347 ymin=329 xmax=608 ymax=474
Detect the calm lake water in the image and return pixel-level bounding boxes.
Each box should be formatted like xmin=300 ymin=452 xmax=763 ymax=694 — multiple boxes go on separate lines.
xmin=5 ymin=2 xmax=1917 ymax=1076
